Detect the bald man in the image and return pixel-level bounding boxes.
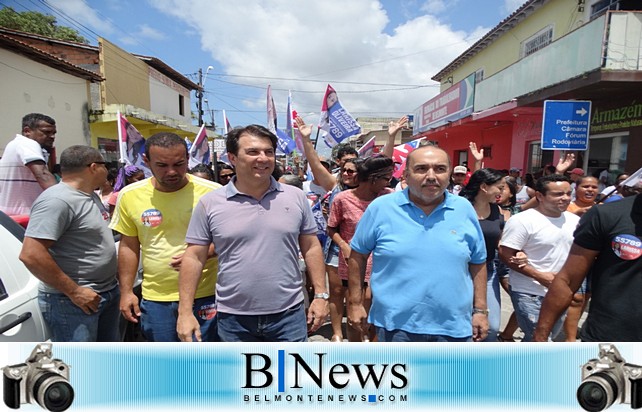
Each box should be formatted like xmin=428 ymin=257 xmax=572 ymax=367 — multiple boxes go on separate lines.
xmin=347 ymin=145 xmax=488 ymax=342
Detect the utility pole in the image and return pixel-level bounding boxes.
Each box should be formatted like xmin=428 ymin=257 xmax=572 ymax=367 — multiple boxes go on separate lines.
xmin=196 ymin=67 xmax=204 ymax=126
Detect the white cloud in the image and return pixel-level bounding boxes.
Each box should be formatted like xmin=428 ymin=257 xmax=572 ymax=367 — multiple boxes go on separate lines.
xmin=45 ymin=0 xmax=115 ymax=35
xmin=420 ymin=0 xmax=448 ymax=14
xmin=503 ymin=0 xmax=527 ymax=15
xmin=137 ymin=24 xmax=165 ymax=41
xmin=148 ymin=0 xmax=482 ymax=120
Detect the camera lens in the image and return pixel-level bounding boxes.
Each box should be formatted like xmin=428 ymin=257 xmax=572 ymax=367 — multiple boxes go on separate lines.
xmin=33 ymin=372 xmax=74 ymax=412
xmin=577 ymin=372 xmax=618 ymax=412
xmin=43 ymin=382 xmax=73 ymax=411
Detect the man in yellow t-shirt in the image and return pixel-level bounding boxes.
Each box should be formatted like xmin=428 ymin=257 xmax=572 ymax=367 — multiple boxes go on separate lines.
xmin=110 ymin=132 xmax=221 ymax=341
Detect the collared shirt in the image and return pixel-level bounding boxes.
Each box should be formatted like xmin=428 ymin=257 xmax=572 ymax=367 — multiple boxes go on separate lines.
xmin=185 ymin=176 xmax=317 ymax=315
xmin=351 ymin=189 xmax=486 ymax=337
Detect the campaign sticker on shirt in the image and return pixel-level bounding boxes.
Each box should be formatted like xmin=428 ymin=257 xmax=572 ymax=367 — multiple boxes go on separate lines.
xmin=141 ymin=209 xmax=162 ymax=227
xmin=197 ymin=303 xmax=217 ymax=320
xmin=611 ymin=234 xmax=642 ymax=260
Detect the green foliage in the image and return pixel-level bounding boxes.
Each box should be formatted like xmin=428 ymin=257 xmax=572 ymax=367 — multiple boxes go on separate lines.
xmin=0 ymin=7 xmax=88 ymax=43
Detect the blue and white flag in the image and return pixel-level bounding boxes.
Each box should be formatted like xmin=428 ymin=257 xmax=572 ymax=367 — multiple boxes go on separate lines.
xmin=318 ymin=84 xmax=361 ymax=148
xmin=276 ymin=128 xmax=297 ymax=155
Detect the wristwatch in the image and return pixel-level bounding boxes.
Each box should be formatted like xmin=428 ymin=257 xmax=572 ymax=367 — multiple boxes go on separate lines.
xmin=313 ymin=292 xmax=330 ymax=300
xmin=472 ymin=307 xmax=489 ymax=316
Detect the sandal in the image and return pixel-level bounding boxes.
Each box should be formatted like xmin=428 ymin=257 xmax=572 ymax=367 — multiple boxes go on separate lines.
xmin=497 ymin=333 xmax=515 ymax=342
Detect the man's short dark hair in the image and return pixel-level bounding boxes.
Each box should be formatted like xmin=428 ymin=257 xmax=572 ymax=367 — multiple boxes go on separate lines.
xmin=22 ymin=113 xmax=56 ymax=130
xmin=189 ymin=164 xmax=215 ymax=180
xmin=535 ymin=174 xmax=570 ymax=195
xmin=335 ymin=144 xmax=358 ymax=162
xmin=226 ymin=125 xmax=277 ymax=156
xmin=145 ymin=132 xmax=188 ymax=159
xmin=60 ymin=145 xmax=102 ymax=174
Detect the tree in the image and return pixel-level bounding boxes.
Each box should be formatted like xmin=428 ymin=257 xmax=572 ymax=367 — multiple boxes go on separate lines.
xmin=0 ymin=7 xmax=88 ymax=43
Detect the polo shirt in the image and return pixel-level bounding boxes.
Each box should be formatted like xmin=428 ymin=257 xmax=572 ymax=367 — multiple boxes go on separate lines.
xmin=185 ymin=177 xmax=317 ymax=315
xmin=350 ymin=189 xmax=486 ymax=338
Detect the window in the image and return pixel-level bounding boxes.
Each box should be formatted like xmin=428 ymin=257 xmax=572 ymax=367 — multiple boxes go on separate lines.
xmin=521 ymin=26 xmax=553 ymax=58
xmin=179 ymin=95 xmax=185 ymax=116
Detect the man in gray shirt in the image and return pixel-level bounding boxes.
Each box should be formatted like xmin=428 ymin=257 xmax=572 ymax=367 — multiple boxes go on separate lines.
xmin=177 ymin=125 xmax=329 ymax=342
xmin=20 ymin=145 xmax=119 ymax=342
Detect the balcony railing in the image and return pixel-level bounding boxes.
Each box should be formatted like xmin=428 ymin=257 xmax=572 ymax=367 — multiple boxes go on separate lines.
xmin=474 ymin=11 xmax=642 ymax=111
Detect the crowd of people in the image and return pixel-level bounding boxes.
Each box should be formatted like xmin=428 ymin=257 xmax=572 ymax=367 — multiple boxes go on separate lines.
xmin=1 ymin=112 xmax=640 ymax=343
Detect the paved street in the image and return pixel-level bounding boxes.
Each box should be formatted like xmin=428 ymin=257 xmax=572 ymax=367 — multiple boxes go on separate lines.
xmin=309 ymin=288 xmax=587 ymax=342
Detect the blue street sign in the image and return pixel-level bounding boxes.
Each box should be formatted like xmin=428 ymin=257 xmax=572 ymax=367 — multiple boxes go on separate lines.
xmin=541 ymin=100 xmax=592 ymax=150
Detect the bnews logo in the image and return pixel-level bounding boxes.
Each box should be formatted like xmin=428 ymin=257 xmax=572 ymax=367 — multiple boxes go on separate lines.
xmin=242 ymin=350 xmax=409 ymax=404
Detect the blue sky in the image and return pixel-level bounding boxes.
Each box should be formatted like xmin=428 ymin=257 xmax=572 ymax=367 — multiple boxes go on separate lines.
xmin=2 ymin=0 xmax=525 ymax=133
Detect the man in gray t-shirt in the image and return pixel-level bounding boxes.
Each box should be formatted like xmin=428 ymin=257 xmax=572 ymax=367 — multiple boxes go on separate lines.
xmin=177 ymin=125 xmax=329 ymax=342
xmin=20 ymin=145 xmax=119 ymax=342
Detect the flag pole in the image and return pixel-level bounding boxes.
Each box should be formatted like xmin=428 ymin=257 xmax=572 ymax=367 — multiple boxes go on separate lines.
xmin=313 ymin=127 xmax=320 ymax=150
xmin=116 ymin=111 xmax=126 ymax=165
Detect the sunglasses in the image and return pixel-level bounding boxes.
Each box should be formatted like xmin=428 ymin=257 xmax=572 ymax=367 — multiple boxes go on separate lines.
xmin=342 ymin=169 xmax=357 ymax=175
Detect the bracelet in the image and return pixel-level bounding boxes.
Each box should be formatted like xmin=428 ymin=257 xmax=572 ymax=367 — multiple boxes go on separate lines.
xmin=472 ymin=308 xmax=489 ymax=316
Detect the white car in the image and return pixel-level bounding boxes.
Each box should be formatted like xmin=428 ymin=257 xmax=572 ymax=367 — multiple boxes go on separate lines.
xmin=0 ymin=211 xmax=143 ymax=342
xmin=0 ymin=211 xmax=49 ymax=341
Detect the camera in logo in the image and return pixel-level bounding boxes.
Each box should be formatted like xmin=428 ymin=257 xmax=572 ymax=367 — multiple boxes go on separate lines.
xmin=577 ymin=343 xmax=642 ymax=411
xmin=3 ymin=343 xmax=74 ymax=412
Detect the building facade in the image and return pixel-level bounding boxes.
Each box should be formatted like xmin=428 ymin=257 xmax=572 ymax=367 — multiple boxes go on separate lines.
xmin=414 ymin=0 xmax=641 ymax=182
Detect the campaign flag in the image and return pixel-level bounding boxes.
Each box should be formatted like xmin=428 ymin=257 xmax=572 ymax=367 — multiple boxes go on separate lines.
xmin=117 ymin=112 xmax=151 ymax=177
xmin=184 ymin=137 xmax=193 ymax=151
xmin=267 ymin=85 xmax=277 ymax=135
xmin=318 ymin=84 xmax=361 ymax=148
xmin=189 ymin=125 xmax=210 ymax=168
xmin=358 ymin=135 xmax=376 ymax=158
xmin=276 ymin=128 xmax=297 ymax=155
xmin=223 ymin=110 xmax=231 ymax=135
xmin=286 ymin=91 xmax=304 ymax=157
xmin=391 ymin=137 xmax=425 ymax=179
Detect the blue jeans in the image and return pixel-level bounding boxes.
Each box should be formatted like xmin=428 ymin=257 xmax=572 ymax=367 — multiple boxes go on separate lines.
xmin=376 ymin=328 xmax=472 ymax=342
xmin=140 ymin=295 xmax=218 ymax=342
xmin=39 ymin=286 xmax=120 ymax=342
xmin=510 ymin=290 xmax=564 ymax=342
xmin=217 ymin=301 xmax=307 ymax=342
xmin=483 ymin=257 xmax=501 ymax=342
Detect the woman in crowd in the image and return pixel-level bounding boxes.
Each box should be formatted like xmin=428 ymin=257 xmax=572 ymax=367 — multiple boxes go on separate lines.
xmin=563 ymin=175 xmax=598 ymax=341
xmin=459 ymin=168 xmax=506 ymax=342
xmin=107 ymin=165 xmax=145 ymax=216
xmin=327 ymin=156 xmax=394 ymax=342
xmin=496 ymin=177 xmax=520 ymax=342
xmin=218 ymin=163 xmax=235 ymax=185
xmin=324 ymin=158 xmax=360 ymax=342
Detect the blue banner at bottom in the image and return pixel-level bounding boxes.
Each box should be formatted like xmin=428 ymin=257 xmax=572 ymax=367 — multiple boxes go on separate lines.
xmin=1 ymin=342 xmax=636 ymax=411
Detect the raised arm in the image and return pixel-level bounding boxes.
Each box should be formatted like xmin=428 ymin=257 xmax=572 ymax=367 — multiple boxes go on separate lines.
xmin=468 ymin=142 xmax=484 ymax=172
xmin=295 ymin=117 xmax=336 ymax=191
xmin=381 ymin=116 xmax=408 ymax=158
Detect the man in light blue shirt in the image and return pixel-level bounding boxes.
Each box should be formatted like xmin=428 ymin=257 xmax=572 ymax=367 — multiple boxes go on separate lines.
xmin=348 ymin=145 xmax=488 ymax=342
